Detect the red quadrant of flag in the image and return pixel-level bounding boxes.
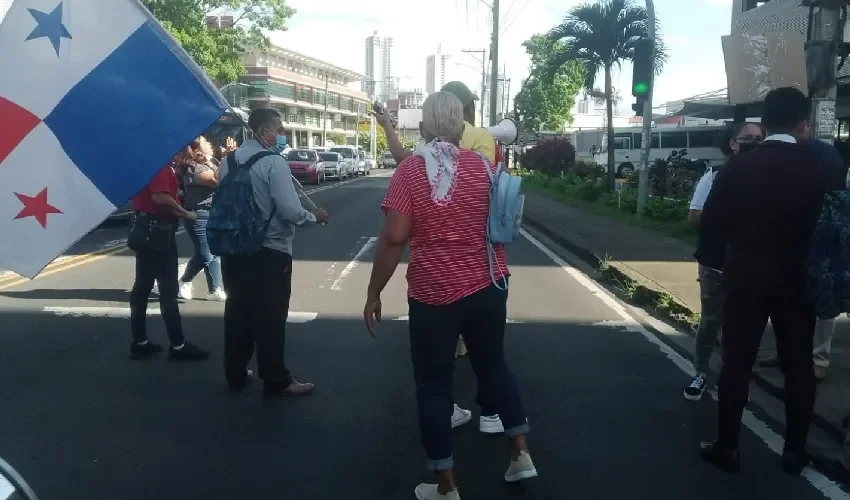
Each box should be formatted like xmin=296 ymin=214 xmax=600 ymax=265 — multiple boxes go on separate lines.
xmin=0 ymin=97 xmax=42 ymax=165
xmin=15 ymin=188 xmax=63 ymax=228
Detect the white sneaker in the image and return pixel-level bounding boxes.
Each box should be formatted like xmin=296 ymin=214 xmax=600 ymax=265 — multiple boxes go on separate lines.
xmin=505 ymin=450 xmax=538 ymax=483
xmin=451 ymin=404 xmax=471 ymax=428
xmin=479 ymin=414 xmax=505 ymax=434
xmin=414 ymin=484 xmax=460 ymax=500
xmin=151 ymin=282 xmax=159 ymax=296
xmin=455 ymin=340 xmax=467 ymax=357
xmin=177 ymin=263 xmax=188 ymax=279
xmin=208 ymin=288 xmax=226 ymax=301
xmin=178 ymin=281 xmax=193 ymax=300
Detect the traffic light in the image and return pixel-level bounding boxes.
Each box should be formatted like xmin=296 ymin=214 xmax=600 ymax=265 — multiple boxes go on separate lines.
xmin=632 ymin=38 xmax=652 ymax=98
xmin=632 ymin=97 xmax=645 ymax=117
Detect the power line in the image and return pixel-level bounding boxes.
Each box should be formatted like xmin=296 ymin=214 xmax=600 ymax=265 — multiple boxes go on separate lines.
xmin=500 ymin=0 xmax=530 ymax=36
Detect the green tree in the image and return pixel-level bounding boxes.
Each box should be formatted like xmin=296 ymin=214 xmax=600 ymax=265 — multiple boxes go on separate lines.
xmin=141 ymin=0 xmax=295 ymax=85
xmin=358 ymin=130 xmax=389 ymax=156
xmin=547 ymin=0 xmax=667 ymax=189
xmin=514 ymin=34 xmax=585 ymax=133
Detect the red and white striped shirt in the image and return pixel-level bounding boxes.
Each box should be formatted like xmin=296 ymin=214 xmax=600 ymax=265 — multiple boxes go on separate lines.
xmin=381 ymin=148 xmax=509 ymax=306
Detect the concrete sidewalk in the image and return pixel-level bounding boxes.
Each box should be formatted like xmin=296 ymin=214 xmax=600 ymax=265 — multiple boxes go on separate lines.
xmin=523 ymin=191 xmax=850 ymax=442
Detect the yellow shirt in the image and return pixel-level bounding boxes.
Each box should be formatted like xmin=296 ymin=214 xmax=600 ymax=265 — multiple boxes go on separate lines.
xmin=460 ymin=121 xmax=496 ymax=163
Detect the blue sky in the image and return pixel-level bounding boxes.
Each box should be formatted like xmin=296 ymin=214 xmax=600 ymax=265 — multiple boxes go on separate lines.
xmin=270 ymin=0 xmax=733 ymax=111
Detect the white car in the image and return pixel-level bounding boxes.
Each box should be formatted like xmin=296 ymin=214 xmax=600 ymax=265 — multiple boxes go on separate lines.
xmin=355 ymin=151 xmax=372 ymax=176
xmin=320 ymin=152 xmax=349 ymax=180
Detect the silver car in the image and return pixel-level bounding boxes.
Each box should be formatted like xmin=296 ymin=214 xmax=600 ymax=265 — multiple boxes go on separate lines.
xmin=320 ymin=152 xmax=348 ymax=180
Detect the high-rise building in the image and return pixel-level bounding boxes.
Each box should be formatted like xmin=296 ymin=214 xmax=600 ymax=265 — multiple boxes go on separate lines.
xmin=398 ymin=88 xmax=425 ymax=109
xmin=425 ymin=45 xmax=454 ymax=94
xmin=363 ymin=31 xmax=394 ymax=102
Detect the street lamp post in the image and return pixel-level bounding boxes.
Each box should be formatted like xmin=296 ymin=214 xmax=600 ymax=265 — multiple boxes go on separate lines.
xmin=637 ymin=0 xmax=655 ymax=218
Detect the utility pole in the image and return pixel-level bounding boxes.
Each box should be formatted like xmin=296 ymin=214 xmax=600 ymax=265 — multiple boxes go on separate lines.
xmin=462 ymin=49 xmax=487 ymax=126
xmin=489 ymin=0 xmax=500 ymax=126
xmin=321 ymin=74 xmax=329 ymax=146
xmin=636 ymin=0 xmax=655 ymax=218
xmin=805 ymin=0 xmax=843 ymax=145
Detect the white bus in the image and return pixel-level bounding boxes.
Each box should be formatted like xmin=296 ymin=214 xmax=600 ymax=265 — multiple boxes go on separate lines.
xmin=575 ymin=125 xmax=730 ymax=177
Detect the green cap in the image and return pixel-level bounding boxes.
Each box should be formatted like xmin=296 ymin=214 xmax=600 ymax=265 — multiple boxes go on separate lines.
xmin=440 ymin=81 xmax=478 ymax=107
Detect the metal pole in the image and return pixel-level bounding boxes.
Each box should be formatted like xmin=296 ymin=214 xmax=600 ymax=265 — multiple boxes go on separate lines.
xmin=370 ymin=114 xmax=377 ymax=161
xmin=321 ymin=74 xmax=329 ymax=146
xmin=636 ymin=0 xmax=655 ymax=218
xmin=807 ymin=2 xmax=841 ymax=145
xmin=489 ymin=0 xmax=500 ymax=126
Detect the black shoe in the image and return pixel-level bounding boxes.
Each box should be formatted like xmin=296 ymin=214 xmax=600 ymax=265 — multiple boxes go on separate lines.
xmin=168 ymin=342 xmax=210 ymax=361
xmin=228 ymin=370 xmax=254 ymax=393
xmin=700 ymin=441 xmax=741 ymax=474
xmin=263 ymin=380 xmax=315 ymax=398
xmin=684 ymin=374 xmax=708 ymax=401
xmin=130 ymin=341 xmax=163 ymax=360
xmin=781 ymin=450 xmax=810 ymax=476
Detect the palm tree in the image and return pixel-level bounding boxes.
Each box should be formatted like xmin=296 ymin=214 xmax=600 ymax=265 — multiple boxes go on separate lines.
xmin=548 ymin=0 xmax=666 ymax=189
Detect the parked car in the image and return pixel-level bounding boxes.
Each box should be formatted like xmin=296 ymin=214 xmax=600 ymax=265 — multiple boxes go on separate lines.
xmin=329 ymin=146 xmax=358 ymax=178
xmin=320 ymin=152 xmax=349 ymax=180
xmin=108 ymin=200 xmax=135 ymax=222
xmin=286 ymin=149 xmax=325 ymax=184
xmin=382 ymin=152 xmax=397 ymax=168
xmin=355 ymin=150 xmax=372 ymax=176
xmin=313 ymin=147 xmax=329 ymax=154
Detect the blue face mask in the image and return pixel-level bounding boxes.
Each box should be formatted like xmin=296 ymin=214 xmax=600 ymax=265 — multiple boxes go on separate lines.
xmin=275 ymin=135 xmax=287 ymax=148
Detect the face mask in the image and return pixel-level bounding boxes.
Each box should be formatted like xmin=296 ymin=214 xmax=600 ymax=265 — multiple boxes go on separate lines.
xmin=737 ymin=142 xmax=759 ymax=153
xmin=275 ymin=135 xmax=287 ymax=148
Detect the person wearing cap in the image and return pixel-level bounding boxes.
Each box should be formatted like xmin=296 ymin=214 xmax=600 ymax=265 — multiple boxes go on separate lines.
xmin=374 ymin=82 xmax=508 ymax=437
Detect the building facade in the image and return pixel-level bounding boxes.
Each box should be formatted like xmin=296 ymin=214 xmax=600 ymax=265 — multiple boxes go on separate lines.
xmin=425 ymin=48 xmax=454 ymax=94
xmin=398 ymin=89 xmax=425 ymax=109
xmin=364 ymin=31 xmax=394 ymax=103
xmin=241 ymin=46 xmax=370 ymax=149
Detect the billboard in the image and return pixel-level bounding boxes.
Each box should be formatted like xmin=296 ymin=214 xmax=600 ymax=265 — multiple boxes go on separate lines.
xmin=722 ymin=31 xmax=808 ymax=105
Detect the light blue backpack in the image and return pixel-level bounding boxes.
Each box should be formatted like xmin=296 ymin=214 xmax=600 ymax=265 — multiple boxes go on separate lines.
xmin=478 ymin=153 xmax=525 ymax=290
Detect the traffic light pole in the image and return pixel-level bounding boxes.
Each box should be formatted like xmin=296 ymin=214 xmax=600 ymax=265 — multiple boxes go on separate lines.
xmin=637 ymin=0 xmax=655 ymax=218
xmin=806 ymin=1 xmax=842 ymax=145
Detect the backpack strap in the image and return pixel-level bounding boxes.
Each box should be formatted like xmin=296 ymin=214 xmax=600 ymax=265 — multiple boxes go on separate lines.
xmin=241 ymin=151 xmax=277 ymax=170
xmin=476 ymin=152 xmax=508 ymax=291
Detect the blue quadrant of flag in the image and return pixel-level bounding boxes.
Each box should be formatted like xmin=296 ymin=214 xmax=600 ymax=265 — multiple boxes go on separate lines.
xmin=44 ymin=20 xmax=225 ymax=207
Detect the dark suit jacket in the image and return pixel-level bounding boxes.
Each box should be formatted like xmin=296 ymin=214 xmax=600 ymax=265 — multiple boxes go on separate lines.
xmin=701 ymin=140 xmax=846 ymax=297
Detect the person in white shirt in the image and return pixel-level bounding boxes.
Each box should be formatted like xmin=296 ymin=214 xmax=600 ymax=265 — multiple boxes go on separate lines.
xmin=683 ymin=122 xmax=764 ymax=401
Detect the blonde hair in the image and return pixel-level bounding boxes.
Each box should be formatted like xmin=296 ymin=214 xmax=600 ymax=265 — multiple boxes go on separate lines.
xmin=421 ymin=92 xmax=464 ymax=144
xmin=189 ymin=136 xmax=214 ymax=163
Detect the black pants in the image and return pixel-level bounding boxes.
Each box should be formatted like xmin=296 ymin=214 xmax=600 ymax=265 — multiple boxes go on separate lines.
xmin=409 ymin=284 xmax=529 ymax=471
xmin=717 ymin=287 xmax=816 ymax=452
xmin=221 ymin=248 xmax=293 ymax=388
xmin=129 ymin=233 xmax=184 ymax=346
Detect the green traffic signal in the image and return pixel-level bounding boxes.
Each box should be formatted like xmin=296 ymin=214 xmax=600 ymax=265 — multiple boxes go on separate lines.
xmin=633 ymin=82 xmax=649 ymax=95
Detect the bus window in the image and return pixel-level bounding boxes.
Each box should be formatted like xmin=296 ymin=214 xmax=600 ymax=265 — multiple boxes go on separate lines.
xmin=613 ymin=137 xmax=630 ymax=150
xmin=651 ymin=133 xmax=659 ymax=148
xmin=688 ymin=130 xmax=717 ymax=148
xmin=660 ymin=131 xmax=687 ymax=149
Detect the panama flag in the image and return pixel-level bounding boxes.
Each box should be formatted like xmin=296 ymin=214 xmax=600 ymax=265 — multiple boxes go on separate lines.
xmin=0 ymin=0 xmax=228 ymax=278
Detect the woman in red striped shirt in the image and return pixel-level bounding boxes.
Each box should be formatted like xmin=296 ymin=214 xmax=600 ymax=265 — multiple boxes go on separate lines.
xmin=363 ymin=92 xmax=537 ymax=500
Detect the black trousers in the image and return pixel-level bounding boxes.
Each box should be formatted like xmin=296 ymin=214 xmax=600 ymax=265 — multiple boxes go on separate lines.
xmin=221 ymin=248 xmax=293 ymax=388
xmin=129 ymin=233 xmax=184 ymax=346
xmin=717 ymin=287 xmax=817 ymax=452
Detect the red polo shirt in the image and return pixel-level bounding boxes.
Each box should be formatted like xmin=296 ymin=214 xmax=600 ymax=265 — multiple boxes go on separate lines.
xmin=132 ymin=165 xmax=180 ymax=215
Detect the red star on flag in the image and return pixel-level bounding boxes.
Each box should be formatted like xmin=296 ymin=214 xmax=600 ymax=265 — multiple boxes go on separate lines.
xmin=14 ymin=188 xmax=63 ymax=228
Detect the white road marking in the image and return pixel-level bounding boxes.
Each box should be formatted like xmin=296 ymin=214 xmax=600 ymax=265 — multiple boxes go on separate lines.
xmin=42 ymin=306 xmax=318 ymax=324
xmin=519 ymin=227 xmax=850 ymax=499
xmin=392 ymin=315 xmax=524 ymax=324
xmin=330 ymin=236 xmax=377 ymax=291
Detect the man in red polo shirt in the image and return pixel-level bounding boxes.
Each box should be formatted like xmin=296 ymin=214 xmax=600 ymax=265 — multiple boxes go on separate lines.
xmin=129 ymin=156 xmax=210 ymax=361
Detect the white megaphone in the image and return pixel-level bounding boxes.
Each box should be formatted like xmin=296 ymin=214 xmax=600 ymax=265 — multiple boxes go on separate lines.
xmin=487 ymin=117 xmax=519 ymax=145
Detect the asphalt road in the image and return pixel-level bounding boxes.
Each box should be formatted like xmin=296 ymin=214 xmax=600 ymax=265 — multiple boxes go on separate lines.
xmin=0 ymin=171 xmax=847 ymax=500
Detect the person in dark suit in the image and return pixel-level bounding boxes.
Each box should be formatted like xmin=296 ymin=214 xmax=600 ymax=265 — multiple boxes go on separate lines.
xmin=698 ymin=87 xmax=845 ymax=475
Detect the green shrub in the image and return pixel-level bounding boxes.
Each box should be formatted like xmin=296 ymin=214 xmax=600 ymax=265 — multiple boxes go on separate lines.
xmin=570 ymin=161 xmax=603 ymax=181
xmin=644 ymin=197 xmax=689 ymax=221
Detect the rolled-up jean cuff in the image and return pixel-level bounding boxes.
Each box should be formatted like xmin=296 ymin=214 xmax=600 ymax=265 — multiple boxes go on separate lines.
xmin=427 ymin=455 xmax=454 ymax=472
xmin=505 ymin=422 xmax=530 ymax=438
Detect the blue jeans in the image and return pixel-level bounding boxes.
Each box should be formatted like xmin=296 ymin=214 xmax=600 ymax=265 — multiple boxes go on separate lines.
xmin=181 ymin=210 xmax=222 ymax=292
xmin=409 ymin=284 xmax=529 ymax=471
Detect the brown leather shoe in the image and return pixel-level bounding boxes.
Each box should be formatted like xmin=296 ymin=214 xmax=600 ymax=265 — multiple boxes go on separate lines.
xmin=265 ymin=380 xmax=315 ymax=398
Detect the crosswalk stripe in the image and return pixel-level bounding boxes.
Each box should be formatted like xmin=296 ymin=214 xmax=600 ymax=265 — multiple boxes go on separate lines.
xmin=42 ymin=306 xmax=318 ymax=324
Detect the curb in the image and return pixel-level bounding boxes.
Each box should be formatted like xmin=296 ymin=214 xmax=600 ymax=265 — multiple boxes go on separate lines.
xmin=522 ymin=212 xmax=847 ymax=445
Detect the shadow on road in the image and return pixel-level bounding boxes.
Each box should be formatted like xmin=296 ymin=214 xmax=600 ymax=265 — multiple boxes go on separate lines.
xmin=0 ymin=310 xmax=835 ymax=500
xmin=0 ymin=288 xmax=131 ymax=303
